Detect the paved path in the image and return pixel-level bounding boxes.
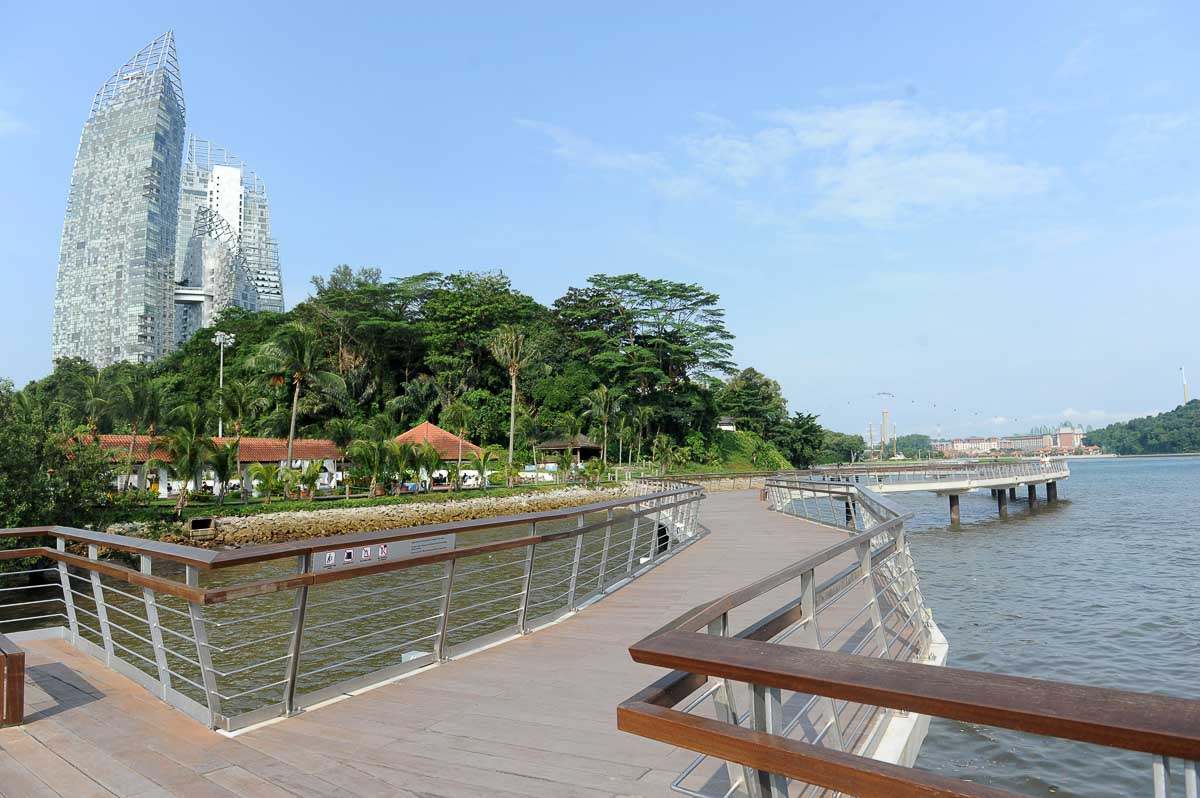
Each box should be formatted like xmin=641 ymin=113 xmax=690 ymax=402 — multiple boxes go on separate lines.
xmin=0 ymin=491 xmax=858 ymax=798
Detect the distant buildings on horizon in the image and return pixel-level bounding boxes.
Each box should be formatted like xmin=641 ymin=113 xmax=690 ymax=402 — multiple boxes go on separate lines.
xmin=52 ymin=32 xmax=283 ymax=369
xmin=932 ymin=427 xmax=1095 ymax=456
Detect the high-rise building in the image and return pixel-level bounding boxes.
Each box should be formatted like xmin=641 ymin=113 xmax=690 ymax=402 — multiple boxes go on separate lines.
xmin=52 ymin=32 xmax=186 ymax=367
xmin=174 ymin=135 xmax=283 ymax=345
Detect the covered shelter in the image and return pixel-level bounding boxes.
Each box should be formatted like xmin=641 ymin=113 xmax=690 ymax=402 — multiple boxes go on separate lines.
xmin=95 ymin=435 xmax=340 ymax=497
xmin=394 ymin=421 xmax=483 ymax=461
xmin=534 ymin=435 xmax=602 ymax=465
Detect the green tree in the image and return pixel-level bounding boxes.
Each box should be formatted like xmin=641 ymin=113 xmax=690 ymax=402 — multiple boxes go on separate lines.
xmin=487 ymin=324 xmax=536 ymax=487
xmin=326 ymin=417 xmax=357 ymax=495
xmin=466 ymin=448 xmax=500 ymax=491
xmin=440 ymin=400 xmax=472 ymax=489
xmin=298 ymin=459 xmax=324 ymax=500
xmin=208 ymin=440 xmax=240 ymax=506
xmin=152 ymin=426 xmax=215 ymax=515
xmin=247 ymin=462 xmax=284 ymax=504
xmin=581 ymin=385 xmax=624 ymax=467
xmin=347 ymin=437 xmax=399 ymax=495
xmin=251 ymin=323 xmax=347 ymax=466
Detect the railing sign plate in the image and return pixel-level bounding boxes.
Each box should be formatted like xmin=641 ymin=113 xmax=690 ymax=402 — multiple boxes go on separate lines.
xmin=311 ymin=533 xmax=457 ymax=572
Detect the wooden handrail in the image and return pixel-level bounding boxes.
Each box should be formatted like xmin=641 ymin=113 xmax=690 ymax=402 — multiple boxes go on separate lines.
xmin=0 ymin=488 xmax=702 ymax=606
xmin=628 ymin=630 xmax=1200 ymax=761
xmin=0 ymin=483 xmax=701 ymax=570
xmin=617 ymin=701 xmax=1021 ymax=798
xmin=0 ymin=633 xmax=25 ymax=727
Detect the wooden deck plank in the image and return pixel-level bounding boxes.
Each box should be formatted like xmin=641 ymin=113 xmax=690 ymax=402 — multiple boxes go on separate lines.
xmin=4 ymin=490 xmax=854 ymax=797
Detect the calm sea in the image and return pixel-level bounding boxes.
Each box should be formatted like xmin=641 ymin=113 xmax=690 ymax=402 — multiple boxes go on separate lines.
xmin=903 ymin=456 xmax=1200 ymax=796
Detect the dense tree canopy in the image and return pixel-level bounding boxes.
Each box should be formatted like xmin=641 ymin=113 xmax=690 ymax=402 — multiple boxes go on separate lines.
xmin=6 ymin=266 xmax=869 ymax=530
xmin=1085 ymin=402 xmax=1200 ymax=454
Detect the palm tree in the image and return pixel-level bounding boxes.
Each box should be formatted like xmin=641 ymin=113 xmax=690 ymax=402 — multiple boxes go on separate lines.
xmin=393 ymin=442 xmax=418 ymax=493
xmin=220 ymin=380 xmax=268 ymax=501
xmin=248 ymin=462 xmax=285 ymax=503
xmin=152 ymin=426 xmax=215 ymax=515
xmin=346 ymin=437 xmax=398 ymax=495
xmin=554 ymin=448 xmax=574 ymax=484
xmin=71 ymin=372 xmax=116 ymax=435
xmin=208 ymin=440 xmax=240 ymax=506
xmin=120 ymin=378 xmax=164 ymax=492
xmin=581 ymin=385 xmax=624 ymax=468
xmin=326 ymin=417 xmax=357 ymax=496
xmin=414 ymin=442 xmax=443 ymax=492
xmin=487 ymin=325 xmax=536 ymax=487
xmin=634 ymin=406 xmax=655 ymax=463
xmin=652 ymin=433 xmax=673 ymax=477
xmin=440 ymin=400 xmax=472 ymax=490
xmin=466 ymin=448 xmax=500 ymax=491
xmin=298 ymin=459 xmax=324 ymax=500
xmin=251 ymin=323 xmax=347 ymax=466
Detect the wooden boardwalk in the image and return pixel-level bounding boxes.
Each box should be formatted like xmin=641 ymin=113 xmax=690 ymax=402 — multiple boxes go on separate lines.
xmin=0 ymin=490 xmax=860 ymax=798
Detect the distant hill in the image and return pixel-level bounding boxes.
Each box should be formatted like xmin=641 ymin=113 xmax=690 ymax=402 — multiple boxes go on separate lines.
xmin=1085 ymin=401 xmax=1200 ymax=454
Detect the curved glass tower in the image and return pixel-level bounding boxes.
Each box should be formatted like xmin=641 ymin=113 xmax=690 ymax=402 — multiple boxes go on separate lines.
xmin=52 ymin=32 xmax=186 ymax=367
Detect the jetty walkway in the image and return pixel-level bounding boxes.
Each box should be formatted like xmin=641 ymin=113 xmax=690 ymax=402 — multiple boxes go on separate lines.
xmin=1 ymin=470 xmax=1196 ymax=798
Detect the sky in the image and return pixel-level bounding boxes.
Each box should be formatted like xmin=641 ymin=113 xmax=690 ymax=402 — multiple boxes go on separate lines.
xmin=1 ymin=2 xmax=1197 ymax=438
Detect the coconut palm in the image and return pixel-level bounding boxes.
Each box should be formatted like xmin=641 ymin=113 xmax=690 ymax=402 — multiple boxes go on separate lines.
xmin=326 ymin=417 xmax=357 ymax=496
xmin=251 ymin=323 xmax=347 ymax=466
xmin=247 ymin=462 xmax=285 ymax=504
xmin=70 ymin=372 xmax=117 ymax=434
xmin=413 ymin=441 xmax=443 ymax=492
xmin=581 ymin=385 xmax=624 ymax=467
xmin=633 ymin=406 xmax=655 ymax=463
xmin=466 ymin=448 xmax=500 ymax=491
xmin=487 ymin=325 xmax=536 ymax=487
xmin=120 ymin=378 xmax=165 ymax=492
xmin=298 ymin=459 xmax=324 ymax=500
xmin=208 ymin=440 xmax=240 ymax=506
xmin=554 ymin=448 xmax=574 ymax=484
xmin=652 ymin=433 xmax=673 ymax=476
xmin=393 ymin=442 xmax=419 ymax=493
xmin=440 ymin=400 xmax=472 ymax=490
xmin=346 ymin=437 xmax=398 ymax=495
xmin=219 ymin=380 xmax=268 ymax=501
xmin=152 ymin=426 xmax=215 ymax=515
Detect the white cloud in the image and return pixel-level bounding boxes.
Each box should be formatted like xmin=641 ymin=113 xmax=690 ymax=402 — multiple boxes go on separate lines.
xmin=519 ymin=100 xmax=1054 ymax=227
xmin=1106 ymin=111 xmax=1199 ymax=162
xmin=516 ymin=119 xmax=663 ymax=173
xmin=0 ymin=110 xmax=31 ymax=136
xmin=810 ymin=150 xmax=1053 ymax=225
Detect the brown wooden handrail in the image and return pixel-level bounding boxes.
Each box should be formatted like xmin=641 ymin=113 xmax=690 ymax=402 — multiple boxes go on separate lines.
xmin=1 ymin=483 xmax=700 ymax=570
xmin=629 ymin=630 xmax=1200 ymax=760
xmin=0 ymin=633 xmax=25 ymax=727
xmin=0 ymin=487 xmax=702 ymax=606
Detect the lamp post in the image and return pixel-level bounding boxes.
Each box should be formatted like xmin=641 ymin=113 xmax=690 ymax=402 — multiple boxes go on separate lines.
xmin=212 ymin=331 xmax=236 ymax=437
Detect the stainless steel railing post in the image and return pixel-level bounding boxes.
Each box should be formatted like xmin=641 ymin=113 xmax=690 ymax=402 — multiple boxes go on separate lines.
xmin=626 ymin=502 xmax=641 ymax=574
xmin=516 ymin=521 xmax=537 ymax=634
xmin=139 ymin=555 xmax=172 ymax=699
xmin=435 ymin=558 xmax=458 ymax=661
xmin=87 ymin=545 xmax=115 ymax=667
xmin=282 ymin=554 xmax=312 ymax=715
xmin=709 ymin=611 xmax=754 ymax=798
xmin=798 ymin=569 xmax=845 ymax=751
xmin=749 ymin=684 xmax=788 ymax=798
xmin=597 ymin=509 xmax=614 ymax=591
xmin=859 ymin=537 xmax=890 ymax=660
xmin=567 ymin=514 xmax=585 ymax=610
xmin=185 ymin=565 xmax=223 ymax=727
xmin=56 ymin=537 xmax=78 ymax=644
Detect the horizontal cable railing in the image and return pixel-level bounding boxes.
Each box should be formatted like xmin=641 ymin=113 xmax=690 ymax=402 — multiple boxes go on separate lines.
xmin=619 ymin=474 xmax=1197 ymax=798
xmin=0 ymin=481 xmax=704 ymax=730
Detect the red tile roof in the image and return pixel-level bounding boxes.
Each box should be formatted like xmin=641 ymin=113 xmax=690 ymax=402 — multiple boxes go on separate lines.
xmin=94 ymin=435 xmax=339 ymax=464
xmin=394 ymin=421 xmax=482 ymax=461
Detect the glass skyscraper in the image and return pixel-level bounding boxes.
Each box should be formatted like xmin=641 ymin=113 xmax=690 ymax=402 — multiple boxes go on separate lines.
xmin=52 ymin=32 xmax=186 ymax=367
xmin=174 ymin=136 xmax=284 ymax=346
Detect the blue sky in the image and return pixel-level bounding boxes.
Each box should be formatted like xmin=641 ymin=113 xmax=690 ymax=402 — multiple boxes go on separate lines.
xmin=1 ymin=2 xmax=1197 ymax=437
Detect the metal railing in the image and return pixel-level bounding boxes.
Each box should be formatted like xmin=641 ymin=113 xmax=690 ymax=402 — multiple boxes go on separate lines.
xmin=623 ymin=478 xmax=936 ymax=797
xmin=0 ymin=481 xmax=704 ymax=731
xmin=620 ymin=474 xmax=1199 ymax=798
xmin=807 ymin=458 xmax=1069 ymax=489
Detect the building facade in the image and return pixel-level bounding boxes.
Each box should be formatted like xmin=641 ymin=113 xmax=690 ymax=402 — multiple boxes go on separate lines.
xmin=174 ymin=135 xmax=284 ymax=346
xmin=53 ymin=32 xmax=187 ymax=367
